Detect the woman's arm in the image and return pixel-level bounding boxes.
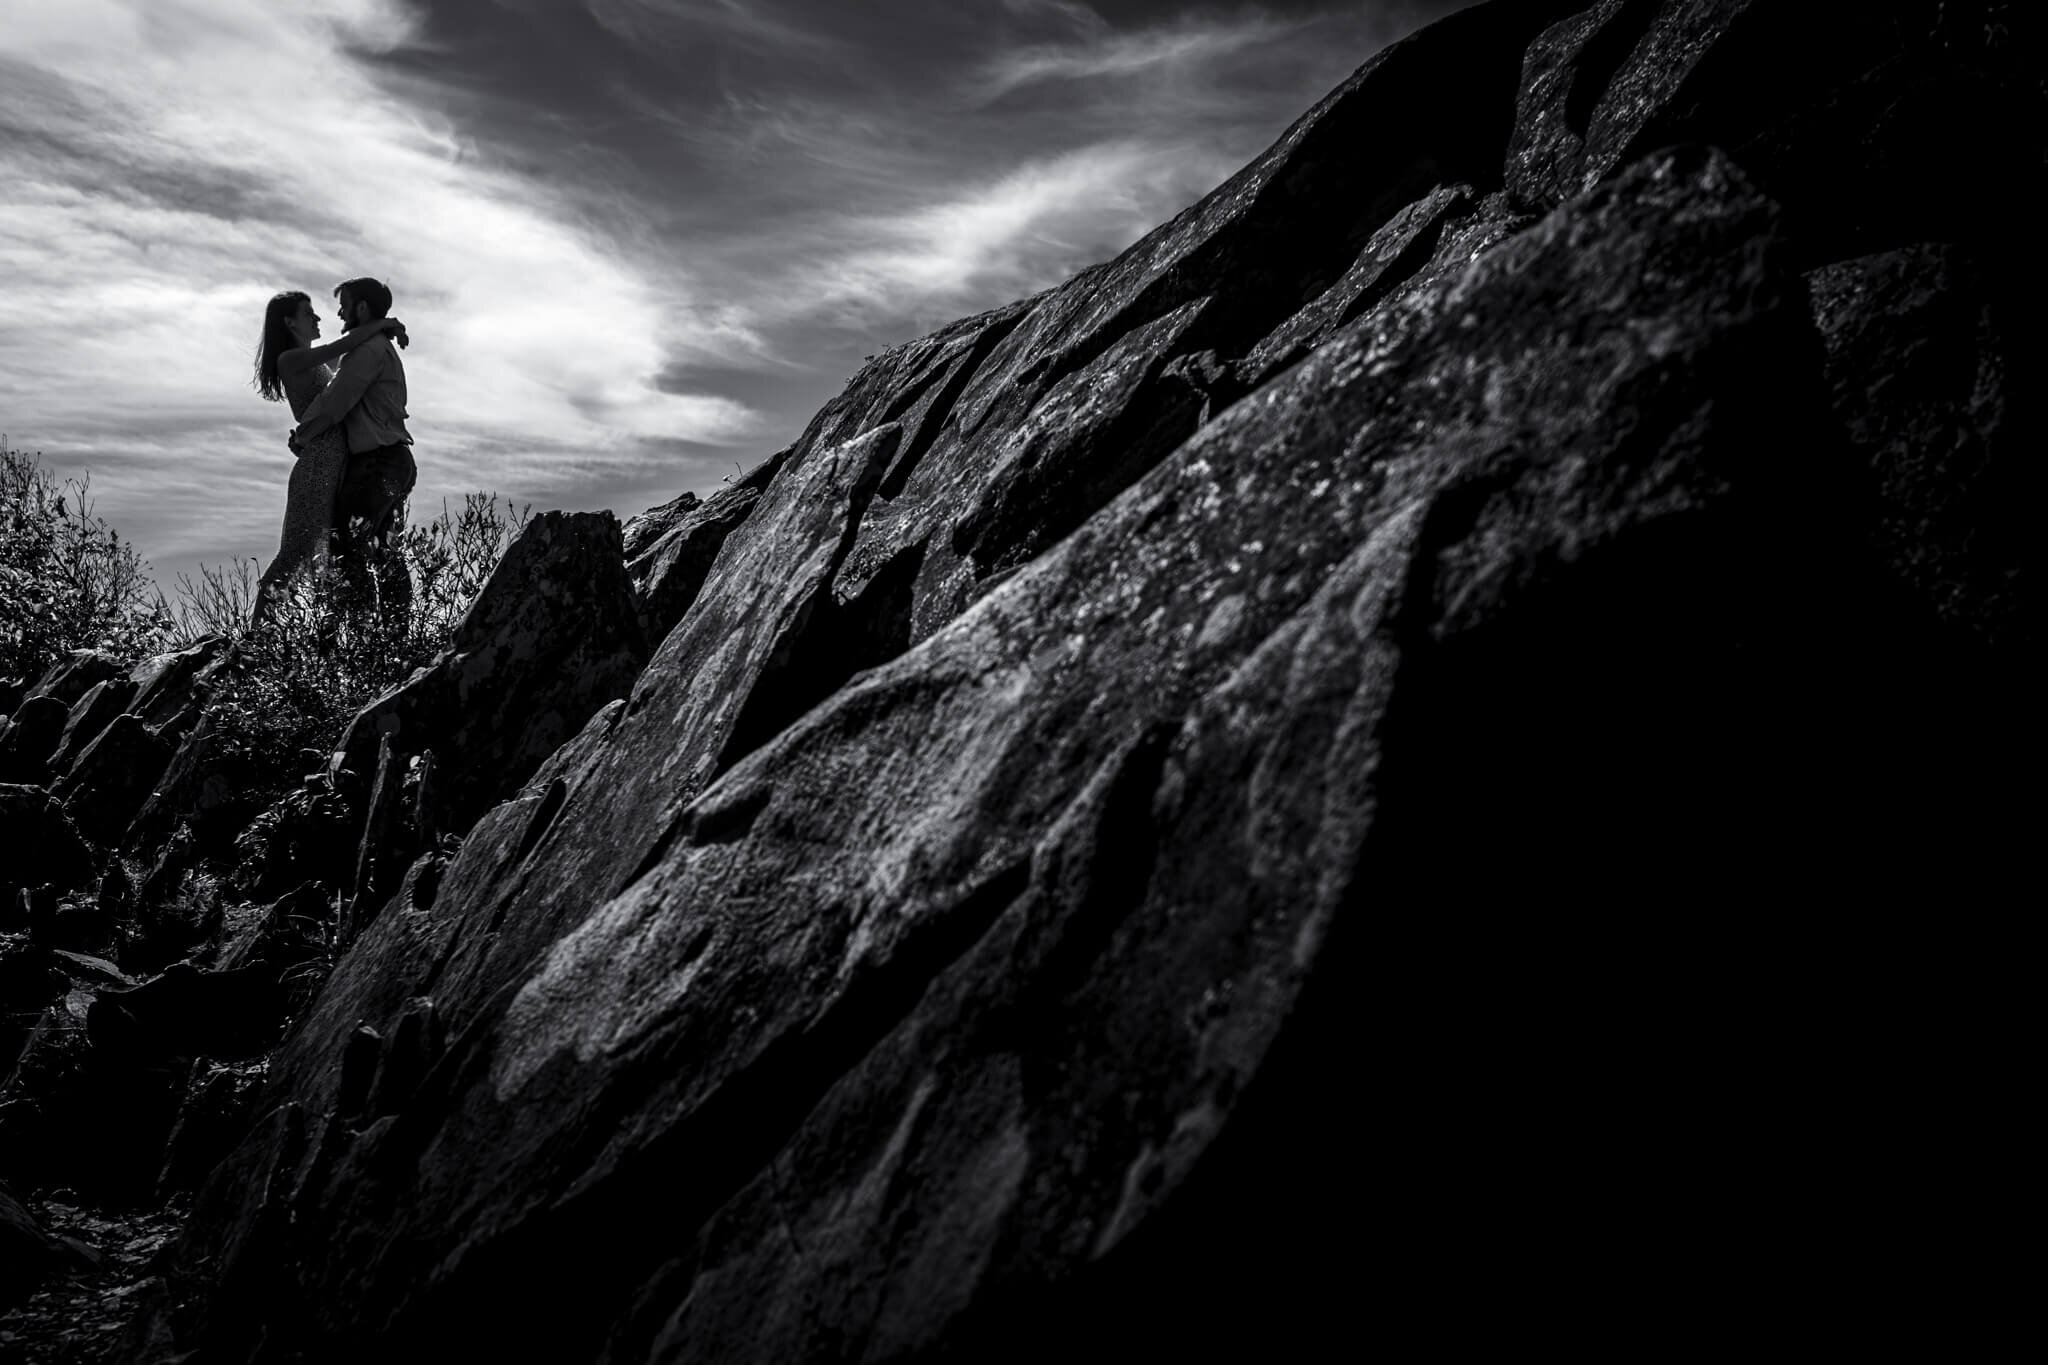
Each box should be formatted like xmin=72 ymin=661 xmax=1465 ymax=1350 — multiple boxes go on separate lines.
xmin=276 ymin=317 xmax=405 ymax=375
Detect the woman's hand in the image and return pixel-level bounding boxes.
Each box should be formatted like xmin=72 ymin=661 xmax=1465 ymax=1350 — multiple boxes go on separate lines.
xmin=380 ymin=316 xmax=410 ymax=350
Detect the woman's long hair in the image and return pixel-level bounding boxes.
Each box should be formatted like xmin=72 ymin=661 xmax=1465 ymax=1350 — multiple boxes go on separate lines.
xmin=253 ymin=290 xmax=310 ymax=402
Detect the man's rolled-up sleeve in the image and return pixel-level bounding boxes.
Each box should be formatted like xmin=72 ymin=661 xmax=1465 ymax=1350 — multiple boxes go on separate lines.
xmin=296 ymin=343 xmax=383 ymax=439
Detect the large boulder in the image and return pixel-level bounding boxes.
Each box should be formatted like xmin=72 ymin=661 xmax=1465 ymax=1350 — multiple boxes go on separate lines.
xmin=334 ymin=511 xmax=649 ymax=845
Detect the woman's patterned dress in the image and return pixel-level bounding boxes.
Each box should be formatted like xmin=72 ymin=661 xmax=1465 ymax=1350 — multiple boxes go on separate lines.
xmin=253 ymin=360 xmax=347 ymax=614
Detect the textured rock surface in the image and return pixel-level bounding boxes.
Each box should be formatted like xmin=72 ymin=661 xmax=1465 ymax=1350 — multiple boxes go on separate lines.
xmin=22 ymin=651 xmax=123 ymax=710
xmin=125 ymin=636 xmax=230 ymax=736
xmin=122 ymin=2 xmax=2036 ymax=1360
xmin=626 ymin=453 xmax=789 ymax=644
xmin=620 ymin=490 xmax=700 ymax=562
xmin=45 ymin=677 xmax=138 ymax=780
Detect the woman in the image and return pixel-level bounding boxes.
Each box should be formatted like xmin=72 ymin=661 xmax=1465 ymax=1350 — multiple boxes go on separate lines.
xmin=250 ymin=290 xmax=406 ymax=623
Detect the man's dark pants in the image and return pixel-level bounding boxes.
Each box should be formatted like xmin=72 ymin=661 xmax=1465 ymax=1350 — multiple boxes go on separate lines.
xmin=332 ymin=442 xmax=417 ymax=619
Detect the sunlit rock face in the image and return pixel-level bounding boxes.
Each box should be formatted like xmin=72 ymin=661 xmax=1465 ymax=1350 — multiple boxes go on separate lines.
xmin=136 ymin=2 xmax=2039 ymax=1360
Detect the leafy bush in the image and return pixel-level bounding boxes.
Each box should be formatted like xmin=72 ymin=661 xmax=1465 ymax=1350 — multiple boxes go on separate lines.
xmin=0 ymin=438 xmax=170 ymax=685
xmin=189 ymin=493 xmax=530 ymax=788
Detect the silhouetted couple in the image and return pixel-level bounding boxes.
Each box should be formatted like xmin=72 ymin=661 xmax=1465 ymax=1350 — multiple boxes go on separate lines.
xmin=250 ymin=277 xmax=416 ymax=626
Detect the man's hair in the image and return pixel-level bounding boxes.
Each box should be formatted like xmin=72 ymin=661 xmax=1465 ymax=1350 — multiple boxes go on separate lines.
xmin=335 ymin=277 xmax=393 ymax=320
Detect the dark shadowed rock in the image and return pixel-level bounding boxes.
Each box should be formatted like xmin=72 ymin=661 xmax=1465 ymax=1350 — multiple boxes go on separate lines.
xmin=45 ymin=676 xmax=138 ymax=778
xmin=2 ymin=1178 xmax=88 ymax=1309
xmin=126 ymin=713 xmax=257 ymax=855
xmin=128 ymin=835 xmax=221 ymax=977
xmin=1807 ymin=243 xmax=2038 ymax=654
xmin=0 ymin=785 xmax=95 ymax=906
xmin=57 ymin=713 xmax=175 ymax=847
xmin=0 ymin=694 xmax=69 ymax=786
xmin=228 ymin=782 xmax=358 ymax=906
xmin=1505 ymin=0 xmax=2047 ymax=262
xmin=627 ymin=452 xmax=789 ymax=644
xmin=1 ymin=937 xmax=67 ymax=1011
xmin=1234 ymin=181 xmax=1486 ymax=392
xmin=156 ymin=1057 xmax=268 ymax=1198
xmin=23 ymin=650 xmax=123 ymax=709
xmin=335 ymin=510 xmax=648 ymax=844
xmin=0 ymin=984 xmax=188 ymax=1203
xmin=87 ymin=961 xmax=284 ymax=1064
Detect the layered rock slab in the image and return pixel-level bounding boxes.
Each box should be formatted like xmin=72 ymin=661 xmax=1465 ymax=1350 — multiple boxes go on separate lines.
xmin=158 ymin=146 xmax=1856 ymax=1361
xmin=624 ymin=454 xmax=787 ymax=644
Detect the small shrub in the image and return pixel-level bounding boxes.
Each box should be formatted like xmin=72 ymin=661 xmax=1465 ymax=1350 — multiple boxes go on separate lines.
xmin=0 ymin=438 xmax=170 ymax=684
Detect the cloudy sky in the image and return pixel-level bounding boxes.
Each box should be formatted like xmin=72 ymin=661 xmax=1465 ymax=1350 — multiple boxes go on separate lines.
xmin=1 ymin=0 xmax=1463 ymax=594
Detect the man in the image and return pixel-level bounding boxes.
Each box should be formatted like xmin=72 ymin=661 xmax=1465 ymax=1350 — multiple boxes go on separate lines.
xmin=292 ymin=277 xmax=413 ymax=538
xmin=290 ymin=276 xmax=415 ymax=613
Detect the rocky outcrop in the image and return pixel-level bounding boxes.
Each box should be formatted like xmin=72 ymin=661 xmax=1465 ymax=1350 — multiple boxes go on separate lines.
xmin=0 ymin=1 xmax=2017 ymax=1359
xmin=124 ymin=635 xmax=230 ymax=737
xmin=626 ymin=452 xmax=790 ymax=642
xmin=21 ymin=650 xmax=123 ymax=710
xmin=44 ymin=677 xmax=137 ymax=779
xmin=335 ymin=510 xmax=649 ymax=857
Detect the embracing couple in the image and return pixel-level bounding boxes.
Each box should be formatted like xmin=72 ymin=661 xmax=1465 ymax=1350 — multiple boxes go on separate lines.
xmin=250 ymin=277 xmax=417 ymax=624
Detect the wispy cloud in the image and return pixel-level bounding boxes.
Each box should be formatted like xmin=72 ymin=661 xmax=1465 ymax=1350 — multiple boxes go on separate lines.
xmin=974 ymin=12 xmax=1311 ymax=102
xmin=806 ymin=138 xmax=1234 ymax=319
